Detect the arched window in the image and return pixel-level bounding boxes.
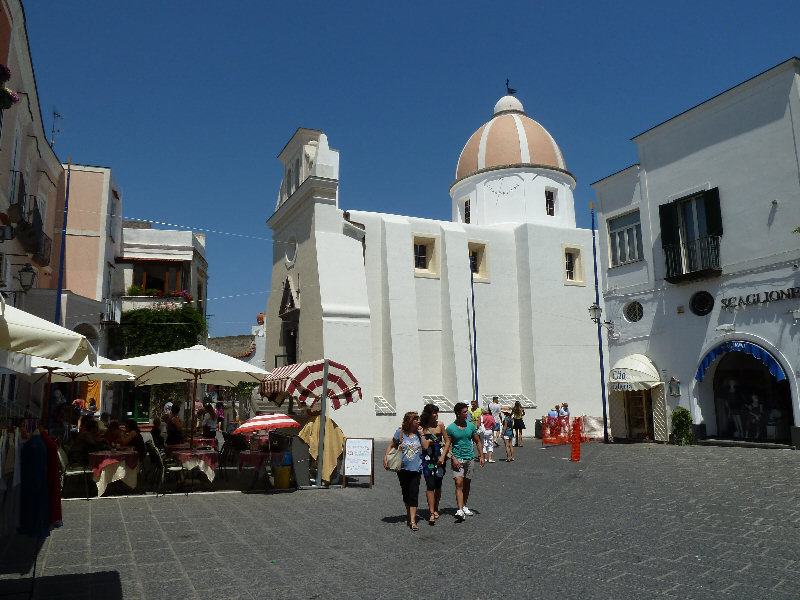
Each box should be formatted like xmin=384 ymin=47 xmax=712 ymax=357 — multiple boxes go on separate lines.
xmin=294 ymin=158 xmax=300 ymax=190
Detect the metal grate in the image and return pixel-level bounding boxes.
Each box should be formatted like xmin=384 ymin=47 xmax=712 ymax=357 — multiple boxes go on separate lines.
xmin=374 ymin=396 xmax=396 ymax=416
xmin=481 ymin=394 xmax=536 ymax=410
xmin=422 ymin=395 xmax=454 ymax=413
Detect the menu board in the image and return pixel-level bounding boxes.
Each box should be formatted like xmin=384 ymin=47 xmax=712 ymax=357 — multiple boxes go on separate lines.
xmin=343 ymin=438 xmax=373 ymax=485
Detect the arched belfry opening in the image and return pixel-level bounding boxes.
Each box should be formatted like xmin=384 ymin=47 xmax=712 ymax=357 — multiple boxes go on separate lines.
xmin=277 ymin=278 xmax=299 ymax=367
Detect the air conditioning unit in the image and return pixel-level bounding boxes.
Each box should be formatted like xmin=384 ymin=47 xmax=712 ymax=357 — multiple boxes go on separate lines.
xmin=101 ymin=298 xmax=121 ymax=325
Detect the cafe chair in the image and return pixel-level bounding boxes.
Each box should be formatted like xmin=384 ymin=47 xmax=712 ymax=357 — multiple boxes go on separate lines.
xmin=57 ymin=446 xmax=92 ymax=500
xmin=145 ymin=440 xmax=183 ymax=496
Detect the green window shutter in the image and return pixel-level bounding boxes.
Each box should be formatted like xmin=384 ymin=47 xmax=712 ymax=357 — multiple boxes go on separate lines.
xmin=704 ymin=187 xmax=723 ymax=236
xmin=658 ymin=202 xmax=680 ymax=247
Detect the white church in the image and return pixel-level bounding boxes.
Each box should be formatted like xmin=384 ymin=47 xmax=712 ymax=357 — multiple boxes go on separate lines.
xmin=263 ymin=95 xmax=605 ymax=438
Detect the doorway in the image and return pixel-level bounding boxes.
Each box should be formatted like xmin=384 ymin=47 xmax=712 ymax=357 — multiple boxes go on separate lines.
xmin=624 ymin=390 xmax=655 ymax=440
xmin=713 ymin=351 xmax=793 ymax=442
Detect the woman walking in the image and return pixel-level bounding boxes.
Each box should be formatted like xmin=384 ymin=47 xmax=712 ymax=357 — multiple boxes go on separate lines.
xmin=420 ymin=404 xmax=448 ymax=525
xmin=383 ymin=411 xmax=428 ymax=531
xmin=501 ymin=407 xmax=515 ymax=461
xmin=512 ymin=401 xmax=526 ymax=447
xmin=480 ymin=410 xmax=496 ymax=463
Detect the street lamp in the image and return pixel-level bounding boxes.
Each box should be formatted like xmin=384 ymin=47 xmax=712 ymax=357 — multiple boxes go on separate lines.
xmin=17 ymin=263 xmax=36 ymax=292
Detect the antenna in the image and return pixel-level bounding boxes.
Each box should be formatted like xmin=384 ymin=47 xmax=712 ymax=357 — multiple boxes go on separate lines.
xmin=50 ymin=109 xmax=62 ymax=148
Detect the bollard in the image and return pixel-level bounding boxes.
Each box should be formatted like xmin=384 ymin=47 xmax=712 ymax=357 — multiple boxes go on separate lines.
xmin=570 ymin=420 xmax=581 ymax=462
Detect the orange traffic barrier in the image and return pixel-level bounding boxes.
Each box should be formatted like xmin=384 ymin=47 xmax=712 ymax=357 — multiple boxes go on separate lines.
xmin=542 ymin=415 xmax=584 ymax=446
xmin=570 ymin=419 xmax=581 ymax=462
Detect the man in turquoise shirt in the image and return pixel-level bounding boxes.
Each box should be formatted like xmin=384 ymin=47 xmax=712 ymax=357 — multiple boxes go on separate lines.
xmin=444 ymin=402 xmax=485 ymax=521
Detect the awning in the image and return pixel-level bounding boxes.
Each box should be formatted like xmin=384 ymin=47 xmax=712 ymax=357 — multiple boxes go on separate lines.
xmin=696 ymin=340 xmax=786 ymax=382
xmin=260 ymin=359 xmax=361 ymax=410
xmin=609 ymin=354 xmax=661 ymax=391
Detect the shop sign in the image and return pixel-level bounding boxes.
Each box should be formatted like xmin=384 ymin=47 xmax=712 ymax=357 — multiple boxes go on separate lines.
xmin=720 ymin=286 xmax=800 ymax=309
xmin=610 ymin=369 xmax=635 ymax=391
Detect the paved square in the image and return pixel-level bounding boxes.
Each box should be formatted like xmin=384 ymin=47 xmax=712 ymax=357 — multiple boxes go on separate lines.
xmin=2 ymin=442 xmax=800 ymax=599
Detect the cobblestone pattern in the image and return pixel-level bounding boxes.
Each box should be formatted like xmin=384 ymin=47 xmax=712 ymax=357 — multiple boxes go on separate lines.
xmin=2 ymin=442 xmax=800 ymax=599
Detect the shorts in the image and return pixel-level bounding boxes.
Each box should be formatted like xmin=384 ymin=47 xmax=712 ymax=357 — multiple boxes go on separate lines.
xmin=492 ymin=423 xmax=501 ymax=432
xmin=423 ymin=469 xmax=444 ymax=491
xmin=452 ymin=458 xmax=474 ymax=479
xmin=503 ymin=431 xmax=513 ymax=440
xmin=216 ymin=416 xmax=224 ymax=424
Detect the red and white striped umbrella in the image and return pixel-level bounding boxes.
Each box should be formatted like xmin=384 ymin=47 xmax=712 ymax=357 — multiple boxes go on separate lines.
xmin=233 ymin=413 xmax=301 ymax=435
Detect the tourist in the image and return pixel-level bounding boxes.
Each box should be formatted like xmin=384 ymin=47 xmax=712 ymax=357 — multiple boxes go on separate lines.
xmin=480 ymin=410 xmax=496 ymax=463
xmin=119 ymin=419 xmax=146 ymax=459
xmin=420 ymin=404 xmax=448 ymax=525
xmin=104 ymin=420 xmax=122 ymax=446
xmin=469 ymin=398 xmax=482 ymax=428
xmin=215 ymin=401 xmax=225 ymax=430
xmin=201 ymin=404 xmax=217 ymax=439
xmin=488 ymin=396 xmax=502 ymax=446
xmin=445 ymin=402 xmax=485 ymax=521
xmin=501 ymin=407 xmax=514 ymax=461
xmin=165 ymin=403 xmax=183 ymax=445
xmin=49 ymin=404 xmax=69 ymax=442
xmin=512 ymin=401 xmax=526 ymax=447
xmin=151 ymin=416 xmax=165 ymax=450
xmin=383 ymin=411 xmax=428 ymax=531
xmin=224 ymin=401 xmax=238 ymax=433
xmin=559 ymin=403 xmax=570 ymax=417
xmin=68 ymin=419 xmax=108 ymax=465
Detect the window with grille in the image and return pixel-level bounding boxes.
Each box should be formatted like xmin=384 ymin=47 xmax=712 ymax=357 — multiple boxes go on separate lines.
xmin=413 ymin=235 xmax=439 ymax=277
xmin=464 ymin=199 xmax=470 ymax=224
xmin=414 ymin=243 xmax=427 ymax=269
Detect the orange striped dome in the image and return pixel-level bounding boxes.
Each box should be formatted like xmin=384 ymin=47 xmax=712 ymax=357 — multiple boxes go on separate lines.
xmin=455 ymin=96 xmax=566 ymax=181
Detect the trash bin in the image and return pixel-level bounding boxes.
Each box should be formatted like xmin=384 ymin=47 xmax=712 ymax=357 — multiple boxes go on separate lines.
xmin=272 ymin=451 xmax=292 ymax=489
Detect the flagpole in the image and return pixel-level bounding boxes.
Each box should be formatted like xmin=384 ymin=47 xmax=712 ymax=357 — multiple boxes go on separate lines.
xmin=54 ymin=158 xmax=71 ymax=325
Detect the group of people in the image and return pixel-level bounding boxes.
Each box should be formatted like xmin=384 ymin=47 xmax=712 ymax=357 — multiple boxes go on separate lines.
xmin=382 ymin=397 xmax=527 ymax=531
xmin=67 ymin=413 xmax=146 ymax=465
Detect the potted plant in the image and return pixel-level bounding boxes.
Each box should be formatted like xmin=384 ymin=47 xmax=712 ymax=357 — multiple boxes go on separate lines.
xmin=0 ymin=87 xmax=18 ymax=110
xmin=671 ymin=406 xmax=693 ymax=445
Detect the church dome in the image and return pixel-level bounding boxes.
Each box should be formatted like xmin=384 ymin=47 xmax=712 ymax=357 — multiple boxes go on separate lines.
xmin=455 ymin=95 xmax=567 ymax=181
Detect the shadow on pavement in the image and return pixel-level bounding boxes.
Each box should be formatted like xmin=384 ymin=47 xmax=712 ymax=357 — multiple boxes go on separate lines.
xmin=1 ymin=570 xmax=122 ymax=600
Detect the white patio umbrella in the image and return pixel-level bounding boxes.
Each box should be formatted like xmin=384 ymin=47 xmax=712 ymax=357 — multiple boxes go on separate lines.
xmin=26 ymin=356 xmax=135 ymax=425
xmin=103 ymin=345 xmax=270 ymax=446
xmin=0 ymin=295 xmax=92 ymax=365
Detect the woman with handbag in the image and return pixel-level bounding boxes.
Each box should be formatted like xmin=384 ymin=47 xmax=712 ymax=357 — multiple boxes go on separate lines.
xmin=512 ymin=401 xmax=526 ymax=447
xmin=383 ymin=411 xmax=429 ymax=531
xmin=420 ymin=404 xmax=448 ymax=525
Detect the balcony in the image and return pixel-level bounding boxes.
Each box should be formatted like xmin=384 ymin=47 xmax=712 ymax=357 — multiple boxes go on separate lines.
xmin=120 ymin=295 xmax=192 ymax=312
xmin=664 ymin=235 xmax=721 ymax=283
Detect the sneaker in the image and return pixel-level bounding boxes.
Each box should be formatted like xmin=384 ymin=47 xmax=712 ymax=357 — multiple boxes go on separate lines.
xmin=455 ymin=509 xmax=465 ymax=521
xmin=462 ymin=506 xmax=474 ymax=516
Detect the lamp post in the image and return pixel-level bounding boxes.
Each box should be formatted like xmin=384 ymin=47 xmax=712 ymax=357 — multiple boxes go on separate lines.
xmin=17 ymin=262 xmax=36 ymax=292
xmin=589 ymin=203 xmax=610 ymax=443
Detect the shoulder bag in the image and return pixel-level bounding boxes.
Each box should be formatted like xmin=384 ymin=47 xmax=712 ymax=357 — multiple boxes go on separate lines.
xmin=386 ymin=436 xmax=402 ymax=472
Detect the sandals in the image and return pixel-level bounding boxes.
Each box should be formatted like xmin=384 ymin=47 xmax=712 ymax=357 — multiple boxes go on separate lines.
xmin=428 ymin=514 xmax=436 ymax=525
xmin=433 ymin=511 xmax=440 ymax=520
xmin=410 ymin=522 xmax=420 ymax=531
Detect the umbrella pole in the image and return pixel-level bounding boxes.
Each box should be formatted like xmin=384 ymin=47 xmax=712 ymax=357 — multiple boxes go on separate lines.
xmin=67 ymin=377 xmax=76 ymax=432
xmin=190 ymin=375 xmax=198 ymax=448
xmin=315 ymin=359 xmax=329 ymax=487
xmin=40 ymin=370 xmax=53 ymax=428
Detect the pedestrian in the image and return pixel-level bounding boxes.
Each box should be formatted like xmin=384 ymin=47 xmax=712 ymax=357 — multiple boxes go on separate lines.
xmin=445 ymin=402 xmax=485 ymax=521
xmin=383 ymin=411 xmax=428 ymax=531
xmin=480 ymin=410 xmax=496 ymax=463
xmin=548 ymin=405 xmax=559 ymax=418
xmin=501 ymin=407 xmax=515 ymax=461
xmin=420 ymin=404 xmax=448 ymax=525
xmin=215 ymin=401 xmax=225 ymax=430
xmin=512 ymin=401 xmax=526 ymax=447
xmin=488 ymin=396 xmax=502 ymax=446
xmin=166 ymin=403 xmax=183 ymax=445
xmin=201 ymin=405 xmax=217 ymax=439
xmin=469 ymin=399 xmax=482 ymax=428
xmin=559 ymin=403 xmax=570 ymax=417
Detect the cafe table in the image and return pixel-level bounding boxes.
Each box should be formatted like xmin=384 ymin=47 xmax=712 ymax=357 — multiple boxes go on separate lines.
xmin=89 ymin=448 xmax=139 ymax=496
xmin=173 ymin=448 xmax=219 ymax=483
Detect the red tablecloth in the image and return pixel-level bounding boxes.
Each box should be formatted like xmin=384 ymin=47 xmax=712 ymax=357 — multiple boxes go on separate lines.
xmin=237 ymin=450 xmax=279 ymax=472
xmin=89 ymin=449 xmax=138 ymax=478
xmin=173 ymin=449 xmax=219 ymax=482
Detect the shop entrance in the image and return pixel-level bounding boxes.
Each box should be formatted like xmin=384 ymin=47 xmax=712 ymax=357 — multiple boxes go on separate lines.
xmin=713 ymin=351 xmax=793 ymax=442
xmin=623 ymin=390 xmax=655 ymax=440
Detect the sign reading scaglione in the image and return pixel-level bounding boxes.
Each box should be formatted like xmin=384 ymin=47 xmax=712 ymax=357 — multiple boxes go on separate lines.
xmin=720 ymin=286 xmax=800 ymax=309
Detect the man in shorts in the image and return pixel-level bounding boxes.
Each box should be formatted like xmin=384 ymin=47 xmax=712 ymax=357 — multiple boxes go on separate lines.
xmin=444 ymin=402 xmax=485 ymax=521
xmin=488 ymin=396 xmax=502 ymax=446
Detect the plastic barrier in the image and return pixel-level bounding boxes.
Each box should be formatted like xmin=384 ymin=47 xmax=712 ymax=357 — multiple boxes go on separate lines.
xmin=542 ymin=416 xmax=589 ymax=446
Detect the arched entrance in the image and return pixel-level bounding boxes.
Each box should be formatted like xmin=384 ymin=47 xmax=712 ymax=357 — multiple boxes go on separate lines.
xmin=712 ymin=351 xmax=793 ymax=442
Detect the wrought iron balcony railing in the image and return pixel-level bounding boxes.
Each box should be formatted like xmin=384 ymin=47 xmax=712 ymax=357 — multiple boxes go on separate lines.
xmin=664 ymin=235 xmax=721 ymax=283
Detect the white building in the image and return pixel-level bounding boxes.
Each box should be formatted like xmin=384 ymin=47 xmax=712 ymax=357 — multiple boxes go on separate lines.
xmin=264 ymin=96 xmax=604 ymax=438
xmin=592 ymin=58 xmax=800 ymax=446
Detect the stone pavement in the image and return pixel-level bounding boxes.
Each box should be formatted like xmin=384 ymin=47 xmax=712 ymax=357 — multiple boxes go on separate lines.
xmin=2 ymin=441 xmax=800 ymax=599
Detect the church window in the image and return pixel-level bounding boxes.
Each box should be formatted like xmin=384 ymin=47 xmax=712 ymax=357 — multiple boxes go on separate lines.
xmin=413 ymin=235 xmax=439 ymax=278
xmin=467 ymin=240 xmax=489 ymax=281
xmin=294 ymin=158 xmax=300 ymax=190
xmin=464 ymin=199 xmax=471 ymax=224
xmin=608 ymin=210 xmax=643 ymax=267
xmin=545 ymin=189 xmax=555 ymax=216
xmin=562 ymin=244 xmax=585 ymax=285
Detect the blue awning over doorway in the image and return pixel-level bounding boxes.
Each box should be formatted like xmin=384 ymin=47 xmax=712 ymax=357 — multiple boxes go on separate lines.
xmin=695 ymin=340 xmax=786 ymax=382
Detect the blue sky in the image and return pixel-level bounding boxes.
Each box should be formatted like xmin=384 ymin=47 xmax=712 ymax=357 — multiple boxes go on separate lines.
xmin=21 ymin=1 xmax=800 ymax=337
